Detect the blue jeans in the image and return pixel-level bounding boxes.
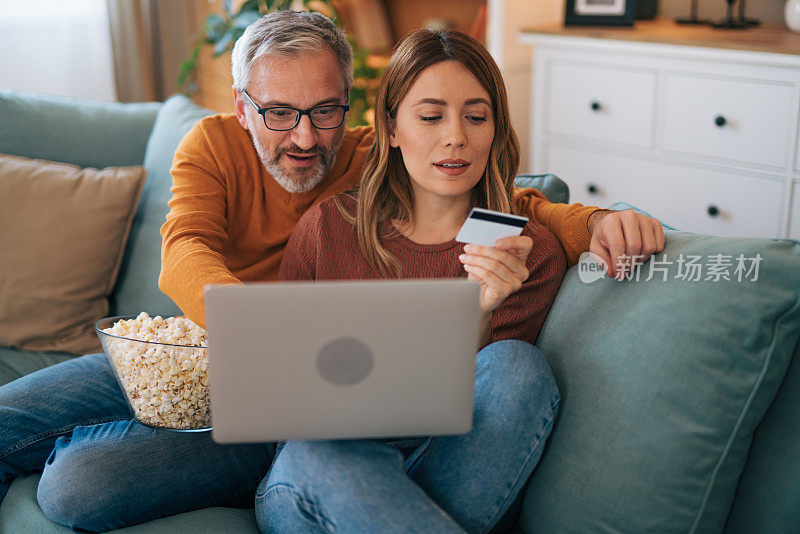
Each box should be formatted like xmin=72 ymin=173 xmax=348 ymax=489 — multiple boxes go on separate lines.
xmin=0 ymin=341 xmax=559 ymax=533
xmin=0 ymin=353 xmax=273 ymax=531
xmin=256 ymin=340 xmax=560 ymax=534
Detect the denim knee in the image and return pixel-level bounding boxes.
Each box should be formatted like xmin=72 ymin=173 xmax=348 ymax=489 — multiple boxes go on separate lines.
xmin=255 ymin=483 xmax=334 ymax=534
xmin=256 ymin=440 xmax=405 ymax=533
xmin=477 ymin=340 xmax=560 ymax=418
xmin=37 ymin=433 xmax=122 ymax=532
xmin=270 ymin=440 xmax=405 ymax=486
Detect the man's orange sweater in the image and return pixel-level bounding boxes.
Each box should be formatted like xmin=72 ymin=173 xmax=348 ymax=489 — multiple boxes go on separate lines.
xmin=160 ymin=114 xmax=599 ymax=328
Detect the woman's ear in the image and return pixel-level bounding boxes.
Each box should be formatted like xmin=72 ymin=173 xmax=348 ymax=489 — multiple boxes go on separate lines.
xmin=387 ymin=116 xmax=399 ymax=148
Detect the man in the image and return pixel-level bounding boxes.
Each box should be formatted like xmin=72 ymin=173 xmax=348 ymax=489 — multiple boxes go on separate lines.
xmin=159 ymin=13 xmax=663 ymax=330
xmin=0 ymin=11 xmax=664 ymax=533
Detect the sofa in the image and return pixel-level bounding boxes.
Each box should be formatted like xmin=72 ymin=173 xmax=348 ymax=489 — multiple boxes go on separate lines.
xmin=0 ymin=90 xmax=798 ymax=533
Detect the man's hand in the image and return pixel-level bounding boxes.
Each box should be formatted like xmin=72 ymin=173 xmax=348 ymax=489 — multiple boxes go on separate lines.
xmin=587 ymin=209 xmax=665 ymax=279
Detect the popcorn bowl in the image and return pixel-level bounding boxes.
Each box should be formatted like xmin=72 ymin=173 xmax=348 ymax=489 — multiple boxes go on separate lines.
xmin=95 ymin=315 xmax=212 ymax=432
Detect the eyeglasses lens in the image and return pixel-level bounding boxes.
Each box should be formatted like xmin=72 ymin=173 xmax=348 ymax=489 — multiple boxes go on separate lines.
xmin=263 ymin=106 xmax=345 ymax=130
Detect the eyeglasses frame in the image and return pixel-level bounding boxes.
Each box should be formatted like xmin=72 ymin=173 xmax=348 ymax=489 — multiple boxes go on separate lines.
xmin=241 ymin=89 xmax=349 ymax=131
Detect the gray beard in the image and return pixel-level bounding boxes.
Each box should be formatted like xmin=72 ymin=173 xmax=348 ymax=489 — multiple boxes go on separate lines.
xmin=254 ymin=137 xmax=343 ymax=194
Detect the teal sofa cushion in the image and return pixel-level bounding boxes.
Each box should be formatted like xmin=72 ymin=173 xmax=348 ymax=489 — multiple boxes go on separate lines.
xmin=0 ymin=347 xmax=73 ymax=388
xmin=521 ymin=231 xmax=800 ymax=533
xmin=514 ymin=173 xmax=569 ymax=204
xmin=111 ymin=95 xmax=214 ymax=318
xmin=0 ymin=475 xmax=260 ymax=533
xmin=0 ymin=91 xmax=159 ymax=169
xmin=724 ymin=338 xmax=800 ymax=533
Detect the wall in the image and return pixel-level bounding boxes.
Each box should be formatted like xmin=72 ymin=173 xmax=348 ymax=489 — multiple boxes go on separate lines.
xmin=490 ymin=0 xmax=563 ymax=173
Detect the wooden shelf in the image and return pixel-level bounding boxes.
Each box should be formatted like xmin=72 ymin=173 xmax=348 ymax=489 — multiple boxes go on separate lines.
xmin=383 ymin=0 xmax=485 ymax=43
xmin=520 ymin=17 xmax=800 ymax=57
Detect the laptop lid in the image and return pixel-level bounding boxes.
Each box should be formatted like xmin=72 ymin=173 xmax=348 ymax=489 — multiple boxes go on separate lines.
xmin=205 ymin=279 xmax=480 ymax=443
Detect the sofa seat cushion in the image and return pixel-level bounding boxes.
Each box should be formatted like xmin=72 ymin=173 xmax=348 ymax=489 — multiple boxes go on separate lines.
xmin=0 ymin=154 xmax=146 ymax=355
xmin=0 ymin=475 xmax=261 ymax=533
xmin=521 ymin=231 xmax=800 ymax=533
xmin=0 ymin=346 xmax=74 ymax=388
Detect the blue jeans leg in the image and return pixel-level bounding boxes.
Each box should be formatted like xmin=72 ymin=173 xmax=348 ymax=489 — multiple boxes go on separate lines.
xmin=0 ymin=353 xmax=131 ymax=503
xmin=253 ymin=340 xmax=558 ymax=534
xmin=255 ymin=439 xmax=465 ymax=533
xmin=410 ymin=340 xmax=560 ymax=534
xmin=36 ymin=420 xmax=274 ymax=532
xmin=0 ymin=352 xmax=275 ymax=532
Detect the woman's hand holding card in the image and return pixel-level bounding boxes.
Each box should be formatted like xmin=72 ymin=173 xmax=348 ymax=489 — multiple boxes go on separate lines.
xmin=459 ymin=235 xmax=533 ymax=313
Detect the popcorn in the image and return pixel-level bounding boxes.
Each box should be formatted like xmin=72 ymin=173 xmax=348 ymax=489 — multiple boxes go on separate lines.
xmin=101 ymin=312 xmax=210 ymax=429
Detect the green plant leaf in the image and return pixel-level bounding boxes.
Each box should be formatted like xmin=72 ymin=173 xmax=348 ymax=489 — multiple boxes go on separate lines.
xmin=213 ymin=31 xmax=234 ymax=56
xmin=233 ymin=10 xmax=261 ymax=29
xmin=204 ymin=14 xmax=229 ymax=43
xmin=231 ymin=27 xmax=246 ymax=45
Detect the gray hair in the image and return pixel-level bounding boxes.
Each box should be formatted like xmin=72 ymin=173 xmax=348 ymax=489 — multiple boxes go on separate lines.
xmin=231 ymin=11 xmax=353 ymax=94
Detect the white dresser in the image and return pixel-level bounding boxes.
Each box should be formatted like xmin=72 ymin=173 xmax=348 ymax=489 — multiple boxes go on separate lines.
xmin=519 ymin=20 xmax=800 ymax=239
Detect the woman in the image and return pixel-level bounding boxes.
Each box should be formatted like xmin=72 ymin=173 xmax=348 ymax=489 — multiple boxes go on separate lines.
xmin=259 ymin=29 xmax=566 ymax=534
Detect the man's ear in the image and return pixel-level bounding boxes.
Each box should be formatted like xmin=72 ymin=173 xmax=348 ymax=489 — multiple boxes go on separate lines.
xmin=233 ymin=87 xmax=250 ymax=131
xmin=387 ymin=116 xmax=398 ymax=147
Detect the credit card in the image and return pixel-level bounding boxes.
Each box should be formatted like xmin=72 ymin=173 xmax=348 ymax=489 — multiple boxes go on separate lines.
xmin=455 ymin=208 xmax=529 ymax=247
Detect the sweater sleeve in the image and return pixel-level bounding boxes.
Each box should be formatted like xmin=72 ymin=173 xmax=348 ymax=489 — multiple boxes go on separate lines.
xmin=489 ymin=222 xmax=567 ymax=346
xmin=513 ymin=187 xmax=601 ymax=267
xmin=159 ymin=121 xmax=242 ymax=329
xmin=278 ymin=204 xmax=321 ymax=282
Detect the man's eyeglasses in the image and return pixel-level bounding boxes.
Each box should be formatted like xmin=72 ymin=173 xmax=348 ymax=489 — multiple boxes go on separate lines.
xmin=241 ymin=90 xmax=349 ymax=131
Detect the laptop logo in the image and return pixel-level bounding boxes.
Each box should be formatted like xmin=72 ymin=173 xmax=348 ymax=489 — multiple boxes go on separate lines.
xmin=316 ymin=337 xmax=374 ymax=386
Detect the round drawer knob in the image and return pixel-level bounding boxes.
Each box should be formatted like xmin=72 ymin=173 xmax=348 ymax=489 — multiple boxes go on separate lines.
xmin=707 ymin=205 xmax=720 ymax=217
xmin=590 ymin=101 xmax=602 ymax=112
xmin=587 ymin=184 xmax=598 ymax=194
xmin=714 ymin=115 xmax=727 ymax=127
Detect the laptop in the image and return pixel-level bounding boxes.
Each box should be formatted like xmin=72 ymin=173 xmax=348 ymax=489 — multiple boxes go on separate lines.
xmin=204 ymin=279 xmax=481 ymax=444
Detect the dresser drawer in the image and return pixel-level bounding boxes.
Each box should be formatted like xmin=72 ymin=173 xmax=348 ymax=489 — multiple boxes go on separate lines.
xmin=545 ymin=144 xmax=783 ymax=238
xmin=546 ymin=61 xmax=656 ymax=148
xmin=662 ymin=74 xmax=794 ymax=168
xmin=790 ymin=183 xmax=800 ymax=240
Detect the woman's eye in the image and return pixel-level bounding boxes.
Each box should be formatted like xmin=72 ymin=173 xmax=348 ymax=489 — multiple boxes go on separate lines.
xmin=467 ymin=115 xmax=487 ymax=123
xmin=419 ymin=116 xmax=442 ymax=122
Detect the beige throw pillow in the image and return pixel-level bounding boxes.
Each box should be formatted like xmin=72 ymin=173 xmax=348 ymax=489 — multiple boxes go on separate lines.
xmin=0 ymin=154 xmax=146 ymax=355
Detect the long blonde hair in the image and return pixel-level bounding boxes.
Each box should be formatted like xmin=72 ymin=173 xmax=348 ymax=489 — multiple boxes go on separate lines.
xmin=339 ymin=29 xmax=520 ymax=277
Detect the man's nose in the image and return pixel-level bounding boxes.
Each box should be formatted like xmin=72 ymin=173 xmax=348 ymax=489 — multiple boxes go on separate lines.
xmin=443 ymin=118 xmax=467 ymax=148
xmin=291 ymin=114 xmax=319 ymax=150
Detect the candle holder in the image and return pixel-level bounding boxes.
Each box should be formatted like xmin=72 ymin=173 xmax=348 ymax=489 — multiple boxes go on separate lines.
xmin=737 ymin=0 xmax=760 ymax=27
xmin=710 ymin=0 xmax=749 ymax=29
xmin=676 ymin=0 xmax=710 ymax=24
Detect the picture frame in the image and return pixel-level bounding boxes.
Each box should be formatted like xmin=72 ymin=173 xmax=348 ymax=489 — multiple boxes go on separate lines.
xmin=564 ymin=0 xmax=636 ymax=26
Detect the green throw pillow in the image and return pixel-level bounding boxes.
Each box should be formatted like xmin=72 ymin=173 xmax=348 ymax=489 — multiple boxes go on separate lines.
xmin=521 ymin=231 xmax=800 ymax=533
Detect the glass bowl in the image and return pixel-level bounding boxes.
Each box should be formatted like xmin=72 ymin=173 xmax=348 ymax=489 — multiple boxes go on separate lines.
xmin=95 ymin=315 xmax=211 ymax=432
